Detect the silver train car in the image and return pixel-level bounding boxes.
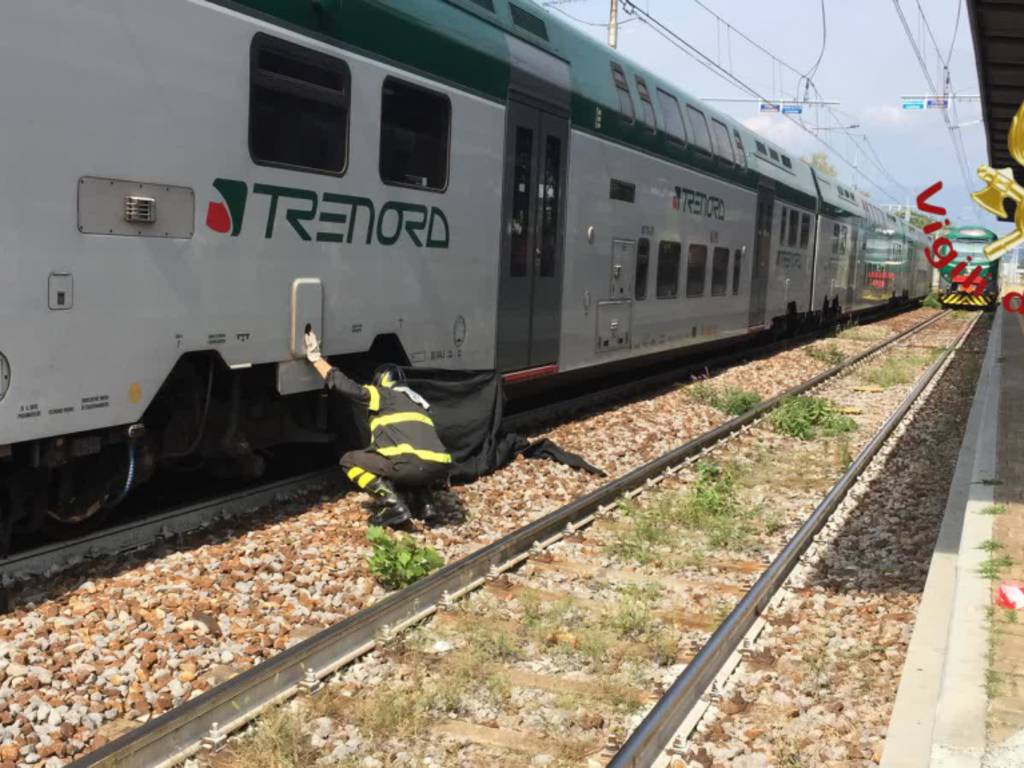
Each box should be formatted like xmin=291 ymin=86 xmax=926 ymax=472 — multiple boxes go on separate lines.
xmin=0 ymin=0 xmax=931 ymax=536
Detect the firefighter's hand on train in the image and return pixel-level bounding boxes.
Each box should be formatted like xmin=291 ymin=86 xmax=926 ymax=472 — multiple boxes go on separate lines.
xmin=304 ymin=326 xmax=322 ymax=364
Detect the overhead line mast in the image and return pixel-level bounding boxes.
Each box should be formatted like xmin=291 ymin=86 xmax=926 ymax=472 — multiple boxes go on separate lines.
xmin=608 ymin=0 xmax=618 ymax=48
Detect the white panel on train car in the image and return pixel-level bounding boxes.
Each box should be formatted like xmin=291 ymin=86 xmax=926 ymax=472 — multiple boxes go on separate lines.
xmin=77 ymin=177 xmax=195 ymax=239
xmin=610 ymin=239 xmax=635 ymax=299
xmin=596 ymin=300 xmax=631 ymax=352
xmin=290 ymin=278 xmax=323 ymax=358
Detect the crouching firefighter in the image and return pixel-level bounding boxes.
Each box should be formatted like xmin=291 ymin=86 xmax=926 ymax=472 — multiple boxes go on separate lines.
xmin=304 ymin=329 xmax=451 ymax=527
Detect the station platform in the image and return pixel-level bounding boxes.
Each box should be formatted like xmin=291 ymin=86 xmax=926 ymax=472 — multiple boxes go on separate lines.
xmin=882 ymin=308 xmax=1024 ymax=767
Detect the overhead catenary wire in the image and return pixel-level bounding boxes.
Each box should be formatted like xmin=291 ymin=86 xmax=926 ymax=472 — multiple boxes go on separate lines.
xmin=890 ymin=0 xmax=975 ymax=193
xmin=618 ymin=1 xmax=900 ymax=202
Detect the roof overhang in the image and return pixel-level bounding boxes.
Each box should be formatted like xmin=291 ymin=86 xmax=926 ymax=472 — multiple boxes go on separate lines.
xmin=967 ymin=0 xmax=1024 ymax=179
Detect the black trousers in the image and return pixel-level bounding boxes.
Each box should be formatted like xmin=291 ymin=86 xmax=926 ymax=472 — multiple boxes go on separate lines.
xmin=340 ymin=449 xmax=449 ymax=492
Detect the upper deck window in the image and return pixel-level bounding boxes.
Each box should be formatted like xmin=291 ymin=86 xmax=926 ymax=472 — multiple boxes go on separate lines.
xmin=781 ymin=155 xmax=792 ymax=169
xmin=686 ymin=105 xmax=712 ymax=153
xmin=610 ymin=63 xmax=636 ymax=122
xmin=657 ymin=89 xmax=687 ymax=143
xmin=510 ymin=4 xmax=548 ymax=39
xmin=733 ymin=130 xmax=747 ymax=167
xmin=711 ymin=119 xmax=735 ymax=163
xmin=769 ymin=148 xmax=780 ymax=162
xmin=380 ymin=78 xmax=451 ymax=191
xmin=755 ymin=141 xmax=768 ymax=155
xmin=635 ymin=76 xmax=657 ymax=132
xmin=249 ymin=34 xmax=350 ymax=175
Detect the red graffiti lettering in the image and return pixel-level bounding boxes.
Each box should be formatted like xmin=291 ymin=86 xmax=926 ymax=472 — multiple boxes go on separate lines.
xmin=916 ymin=181 xmax=947 ymax=216
xmin=1004 ymin=292 xmax=1024 ymax=313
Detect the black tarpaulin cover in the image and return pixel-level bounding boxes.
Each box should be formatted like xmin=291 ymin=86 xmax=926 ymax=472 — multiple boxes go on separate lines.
xmin=402 ymin=369 xmax=605 ymax=484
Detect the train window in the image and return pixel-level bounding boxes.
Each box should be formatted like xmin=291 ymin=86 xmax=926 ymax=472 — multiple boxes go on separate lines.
xmin=711 ymin=119 xmax=735 ymax=163
xmin=249 ymin=34 xmax=350 ymax=175
xmin=509 ymin=126 xmax=533 ymax=278
xmin=656 ymin=241 xmax=681 ymax=299
xmin=635 ymin=76 xmax=657 ymax=132
xmin=781 ymin=155 xmax=793 ymax=169
xmin=799 ymin=213 xmax=811 ymax=249
xmin=711 ymin=247 xmax=730 ymax=296
xmin=779 ymin=205 xmax=788 ymax=245
xmin=832 ymin=223 xmax=840 ymax=255
xmin=636 ymin=238 xmax=650 ymax=300
xmin=788 ymin=209 xmax=799 ymax=247
xmin=380 ymin=78 xmax=451 ymax=191
xmin=732 ymin=249 xmax=742 ymax=295
xmin=755 ymin=140 xmax=768 ymax=155
xmin=510 ymin=4 xmax=549 ymax=39
xmin=733 ymin=130 xmax=747 ymax=167
xmin=839 ymin=225 xmax=848 ymax=255
xmin=769 ymin=148 xmax=780 ymax=162
xmin=610 ymin=178 xmax=636 ymax=203
xmin=657 ymin=89 xmax=687 ymax=143
xmin=686 ymin=105 xmax=712 ymax=153
xmin=686 ymin=244 xmax=707 ymax=297
xmin=610 ymin=63 xmax=636 ymax=122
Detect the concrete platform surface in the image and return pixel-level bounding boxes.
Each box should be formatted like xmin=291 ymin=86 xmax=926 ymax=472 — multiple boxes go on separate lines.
xmin=882 ymin=309 xmax=1024 ymax=768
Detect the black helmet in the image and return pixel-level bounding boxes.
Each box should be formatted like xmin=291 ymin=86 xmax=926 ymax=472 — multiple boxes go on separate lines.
xmin=373 ymin=364 xmax=406 ymax=388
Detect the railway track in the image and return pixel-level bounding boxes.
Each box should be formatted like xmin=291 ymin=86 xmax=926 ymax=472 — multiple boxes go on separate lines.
xmin=66 ymin=309 xmax=975 ymax=768
xmin=0 ymin=304 xmax=919 ymax=590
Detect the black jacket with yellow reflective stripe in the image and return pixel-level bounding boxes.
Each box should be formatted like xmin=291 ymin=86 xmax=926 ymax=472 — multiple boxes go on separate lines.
xmin=327 ymin=369 xmax=451 ymax=465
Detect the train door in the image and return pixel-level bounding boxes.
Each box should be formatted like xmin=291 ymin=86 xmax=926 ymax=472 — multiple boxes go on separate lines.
xmin=748 ymin=186 xmax=774 ymax=327
xmin=496 ymin=101 xmax=569 ymax=372
xmin=845 ymin=225 xmax=860 ymax=308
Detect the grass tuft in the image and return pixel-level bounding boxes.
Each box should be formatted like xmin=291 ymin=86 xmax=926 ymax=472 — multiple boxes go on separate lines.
xmin=688 ymin=381 xmax=763 ymax=416
xmin=608 ymin=462 xmax=759 ymax=559
xmin=861 ymin=349 xmax=940 ymax=388
xmin=220 ymin=706 xmax=321 ymax=768
xmin=979 ymin=504 xmax=1009 ymax=516
xmin=805 ymin=342 xmax=845 ymax=367
xmin=979 ymin=554 xmax=1014 ymax=580
xmin=923 ymin=292 xmax=942 ymax=309
xmin=768 ymin=396 xmax=857 ymax=440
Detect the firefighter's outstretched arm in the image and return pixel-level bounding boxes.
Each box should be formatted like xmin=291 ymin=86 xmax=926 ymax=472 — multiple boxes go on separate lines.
xmin=304 ymin=328 xmax=369 ymax=404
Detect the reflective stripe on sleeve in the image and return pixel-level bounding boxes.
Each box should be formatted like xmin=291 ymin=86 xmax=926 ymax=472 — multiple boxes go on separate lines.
xmin=376 ymin=444 xmax=452 ymax=464
xmin=363 ymin=385 xmax=381 ymax=412
xmin=369 ymin=412 xmax=435 ymax=432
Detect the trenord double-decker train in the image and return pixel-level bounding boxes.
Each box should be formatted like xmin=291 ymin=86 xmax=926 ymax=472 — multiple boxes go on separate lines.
xmin=0 ymin=0 xmax=932 ymax=540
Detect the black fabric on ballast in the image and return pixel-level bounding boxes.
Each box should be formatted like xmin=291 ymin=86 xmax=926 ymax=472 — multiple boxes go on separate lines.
xmin=402 ymin=369 xmax=605 ymax=484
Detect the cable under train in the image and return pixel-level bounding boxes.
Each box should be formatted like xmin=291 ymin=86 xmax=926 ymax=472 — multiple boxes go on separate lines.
xmin=0 ymin=0 xmax=932 ymax=541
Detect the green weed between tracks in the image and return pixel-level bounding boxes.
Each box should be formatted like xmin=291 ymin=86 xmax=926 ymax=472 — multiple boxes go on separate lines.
xmin=688 ymin=381 xmax=763 ymax=416
xmin=805 ymin=341 xmax=845 ymax=366
xmin=923 ymin=292 xmax=942 ymax=309
xmin=609 ymin=462 xmax=759 ymax=560
xmin=768 ymin=396 xmax=857 ymax=440
xmin=367 ymin=526 xmax=444 ymax=590
xmin=861 ymin=348 xmax=940 ymax=388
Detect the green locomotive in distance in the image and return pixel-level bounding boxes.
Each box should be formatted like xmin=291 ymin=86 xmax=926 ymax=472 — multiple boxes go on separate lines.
xmin=939 ymin=226 xmax=1000 ymax=310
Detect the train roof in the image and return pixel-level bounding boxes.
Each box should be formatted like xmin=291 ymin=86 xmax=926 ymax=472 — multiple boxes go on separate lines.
xmin=948 ymin=225 xmax=998 ymax=241
xmin=229 ymin=0 xmax=873 ymax=214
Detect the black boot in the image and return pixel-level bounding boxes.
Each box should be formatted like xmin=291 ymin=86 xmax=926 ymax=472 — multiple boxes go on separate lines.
xmin=407 ymin=488 xmax=440 ymax=523
xmin=365 ymin=478 xmax=411 ymax=528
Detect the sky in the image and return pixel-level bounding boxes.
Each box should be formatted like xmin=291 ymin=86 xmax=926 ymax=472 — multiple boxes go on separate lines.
xmin=542 ymin=0 xmax=1011 ymax=234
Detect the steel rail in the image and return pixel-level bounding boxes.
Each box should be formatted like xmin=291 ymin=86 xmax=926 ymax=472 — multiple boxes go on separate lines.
xmin=0 ymin=470 xmax=336 ymax=586
xmin=608 ymin=312 xmax=977 ymax=768
xmin=72 ymin=310 xmax=950 ymax=768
